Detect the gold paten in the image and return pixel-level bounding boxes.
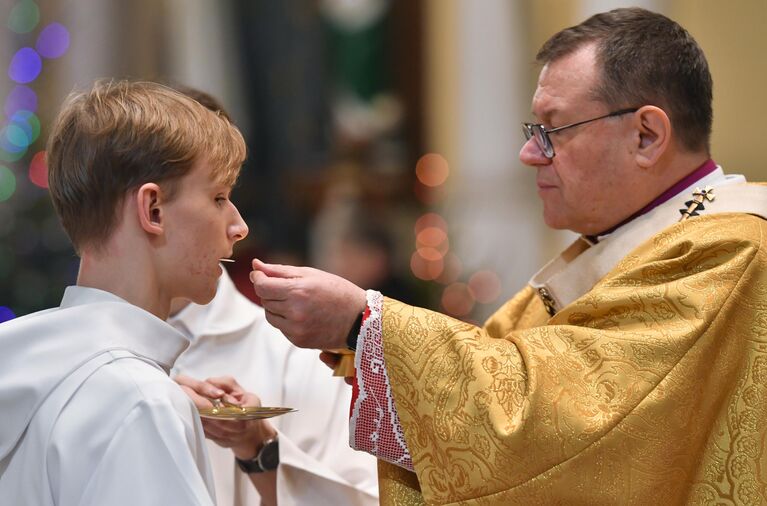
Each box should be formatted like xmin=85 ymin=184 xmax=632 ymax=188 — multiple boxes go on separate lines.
xmin=198 ymin=406 xmax=296 ymax=421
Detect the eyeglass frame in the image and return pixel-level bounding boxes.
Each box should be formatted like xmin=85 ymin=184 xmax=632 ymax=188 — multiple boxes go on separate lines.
xmin=522 ymin=107 xmax=639 ymax=158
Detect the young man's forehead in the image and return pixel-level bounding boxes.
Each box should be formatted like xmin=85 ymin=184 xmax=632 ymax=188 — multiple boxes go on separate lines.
xmin=190 ymin=156 xmax=238 ymax=184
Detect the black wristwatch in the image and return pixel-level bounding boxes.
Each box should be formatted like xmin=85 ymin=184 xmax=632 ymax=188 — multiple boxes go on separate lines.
xmin=235 ymin=436 xmax=279 ymax=473
xmin=346 ymin=311 xmax=364 ymax=351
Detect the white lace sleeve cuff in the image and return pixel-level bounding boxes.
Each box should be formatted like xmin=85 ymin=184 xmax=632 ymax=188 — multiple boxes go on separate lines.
xmin=349 ymin=290 xmax=413 ymax=471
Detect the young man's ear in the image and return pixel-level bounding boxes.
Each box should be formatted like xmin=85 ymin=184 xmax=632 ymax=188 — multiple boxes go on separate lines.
xmin=633 ymin=105 xmax=671 ymax=168
xmin=136 ymin=183 xmax=164 ymax=236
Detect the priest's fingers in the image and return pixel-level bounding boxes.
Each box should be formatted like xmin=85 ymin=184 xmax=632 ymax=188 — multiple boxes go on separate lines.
xmin=319 ymin=351 xmax=340 ymax=370
xmin=261 ymin=309 xmax=330 ymax=349
xmin=252 ymin=258 xmax=304 ymax=279
xmin=250 ymin=270 xmax=290 ymax=301
xmin=258 ymin=299 xmax=298 ymax=319
xmin=253 ymin=263 xmax=366 ymax=349
xmin=319 ymin=351 xmax=354 ymax=385
xmin=263 ymin=307 xmax=347 ymax=350
xmin=261 ymin=308 xmax=290 ymax=333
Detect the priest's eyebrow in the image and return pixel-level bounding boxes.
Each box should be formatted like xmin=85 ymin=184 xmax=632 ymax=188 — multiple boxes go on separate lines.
xmin=530 ymin=106 xmax=557 ymax=124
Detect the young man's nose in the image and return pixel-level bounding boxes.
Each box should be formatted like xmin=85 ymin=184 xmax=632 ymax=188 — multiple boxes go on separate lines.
xmin=229 ymin=209 xmax=249 ymax=242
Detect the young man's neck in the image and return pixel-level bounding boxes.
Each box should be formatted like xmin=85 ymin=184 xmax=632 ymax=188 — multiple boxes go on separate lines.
xmin=77 ymin=247 xmax=171 ymax=320
xmin=169 ymin=298 xmax=192 ymax=317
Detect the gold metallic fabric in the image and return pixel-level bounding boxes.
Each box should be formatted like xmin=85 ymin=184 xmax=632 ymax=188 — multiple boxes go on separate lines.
xmin=378 ymin=460 xmax=426 ymax=506
xmin=381 ymin=214 xmax=767 ymax=505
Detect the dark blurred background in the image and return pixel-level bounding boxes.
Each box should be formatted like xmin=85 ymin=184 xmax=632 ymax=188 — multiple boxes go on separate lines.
xmin=1 ymin=0 xmax=764 ymax=324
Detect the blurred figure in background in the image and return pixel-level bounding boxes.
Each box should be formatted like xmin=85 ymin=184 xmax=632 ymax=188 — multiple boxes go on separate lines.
xmin=309 ymin=173 xmax=417 ymax=307
xmin=169 ymin=86 xmax=378 ymax=506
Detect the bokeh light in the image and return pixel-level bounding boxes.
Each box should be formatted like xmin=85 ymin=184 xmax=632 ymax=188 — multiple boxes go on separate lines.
xmin=416 ymin=226 xmax=447 ymax=249
xmin=413 ymin=179 xmax=447 ymax=205
xmin=36 ymin=23 xmax=70 ymax=59
xmin=11 ymin=110 xmax=41 ymax=144
xmin=5 ymin=85 xmax=38 ymax=116
xmin=0 ymin=126 xmax=28 ymax=155
xmin=7 ymin=0 xmax=39 ymax=34
xmin=468 ymin=270 xmax=502 ymax=304
xmin=441 ymin=282 xmax=475 ymax=317
xmin=415 ymin=153 xmax=449 ymax=187
xmin=414 ymin=212 xmax=447 ymax=234
xmin=28 ymin=150 xmax=47 ymax=188
xmin=0 ymin=145 xmax=27 ymax=162
xmin=412 ymin=212 xmax=452 ymax=281
xmin=416 ymin=246 xmax=443 ymax=262
xmin=8 ymin=121 xmax=32 ymax=148
xmin=435 ymin=252 xmax=462 ymax=285
xmin=410 ymin=250 xmax=443 ymax=281
xmin=0 ymin=165 xmax=17 ymax=202
xmin=0 ymin=306 xmax=16 ymax=323
xmin=5 ymin=124 xmax=29 ymax=149
xmin=9 ymin=47 xmax=42 ymax=84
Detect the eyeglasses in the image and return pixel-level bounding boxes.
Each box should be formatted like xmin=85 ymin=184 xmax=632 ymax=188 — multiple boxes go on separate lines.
xmin=522 ymin=108 xmax=639 ymax=158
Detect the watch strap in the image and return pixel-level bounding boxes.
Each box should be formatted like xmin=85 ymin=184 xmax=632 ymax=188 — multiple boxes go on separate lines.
xmin=235 ymin=436 xmax=279 ymax=473
xmin=345 ymin=311 xmax=364 ymax=351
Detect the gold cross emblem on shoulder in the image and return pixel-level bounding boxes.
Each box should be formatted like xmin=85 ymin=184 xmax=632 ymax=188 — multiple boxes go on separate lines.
xmin=679 ymin=186 xmax=715 ymax=221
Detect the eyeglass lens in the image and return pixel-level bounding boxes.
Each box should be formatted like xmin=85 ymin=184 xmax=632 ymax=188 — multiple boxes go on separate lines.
xmin=522 ymin=124 xmax=553 ymax=158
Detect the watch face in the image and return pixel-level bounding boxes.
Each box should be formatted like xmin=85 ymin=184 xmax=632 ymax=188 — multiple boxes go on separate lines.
xmin=259 ymin=438 xmax=280 ymax=471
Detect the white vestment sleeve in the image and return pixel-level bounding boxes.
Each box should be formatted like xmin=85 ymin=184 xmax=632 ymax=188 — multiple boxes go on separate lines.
xmin=76 ymin=399 xmax=215 ymax=506
xmin=171 ymin=271 xmax=379 ymax=505
xmin=277 ymin=431 xmax=379 ymax=505
xmin=274 ymin=345 xmax=379 ymax=506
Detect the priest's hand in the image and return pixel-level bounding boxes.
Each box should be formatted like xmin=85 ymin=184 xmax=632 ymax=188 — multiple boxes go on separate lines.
xmin=250 ymin=258 xmax=367 ymax=350
xmin=175 ymin=374 xmax=277 ymax=460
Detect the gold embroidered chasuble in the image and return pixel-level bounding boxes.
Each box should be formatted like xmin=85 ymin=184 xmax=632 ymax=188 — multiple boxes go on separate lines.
xmin=377 ymin=185 xmax=767 ymax=505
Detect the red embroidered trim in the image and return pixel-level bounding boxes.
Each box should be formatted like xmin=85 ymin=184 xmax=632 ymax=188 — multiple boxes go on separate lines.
xmin=349 ymin=291 xmax=413 ymax=470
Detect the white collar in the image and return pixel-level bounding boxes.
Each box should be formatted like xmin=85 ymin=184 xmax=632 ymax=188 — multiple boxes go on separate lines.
xmin=530 ymin=169 xmax=767 ymax=314
xmin=0 ymin=285 xmax=192 ymax=461
xmin=60 ymin=285 xmax=190 ymax=370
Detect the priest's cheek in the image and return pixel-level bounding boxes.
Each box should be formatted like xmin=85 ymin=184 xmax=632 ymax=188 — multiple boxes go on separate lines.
xmin=541 ymin=201 xmax=565 ymax=229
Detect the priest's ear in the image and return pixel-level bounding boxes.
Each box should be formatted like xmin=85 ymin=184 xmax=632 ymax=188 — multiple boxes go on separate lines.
xmin=136 ymin=182 xmax=164 ymax=236
xmin=633 ymin=105 xmax=671 ymax=168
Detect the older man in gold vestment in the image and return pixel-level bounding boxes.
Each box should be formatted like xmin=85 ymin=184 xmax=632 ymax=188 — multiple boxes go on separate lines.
xmin=250 ymin=8 xmax=767 ymax=505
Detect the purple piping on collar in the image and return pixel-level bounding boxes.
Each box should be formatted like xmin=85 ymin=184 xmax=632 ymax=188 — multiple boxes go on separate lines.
xmin=590 ymin=158 xmax=718 ymax=240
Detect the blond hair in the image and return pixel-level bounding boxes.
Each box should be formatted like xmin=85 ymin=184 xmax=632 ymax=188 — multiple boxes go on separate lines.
xmin=46 ymin=79 xmax=246 ymax=253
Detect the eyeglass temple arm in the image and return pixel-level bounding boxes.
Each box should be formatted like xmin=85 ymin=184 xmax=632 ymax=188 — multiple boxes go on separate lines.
xmin=545 ymin=107 xmax=639 ymax=134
